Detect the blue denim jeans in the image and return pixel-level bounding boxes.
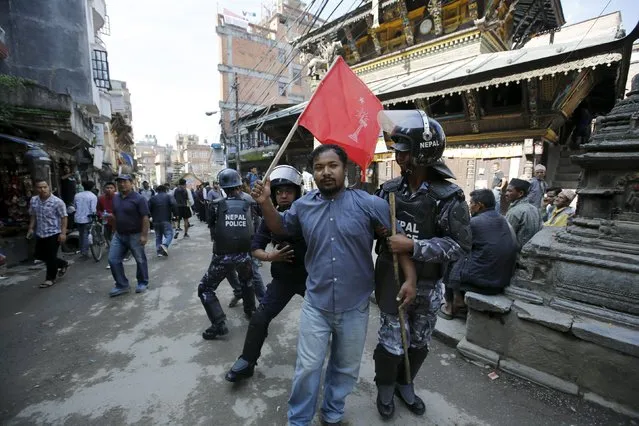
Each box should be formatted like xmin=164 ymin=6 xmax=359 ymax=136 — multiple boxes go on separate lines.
xmin=77 ymin=222 xmax=90 ymax=256
xmin=108 ymin=232 xmax=149 ymax=289
xmin=153 ymin=221 xmax=173 ymax=253
xmin=288 ymin=298 xmax=370 ymax=425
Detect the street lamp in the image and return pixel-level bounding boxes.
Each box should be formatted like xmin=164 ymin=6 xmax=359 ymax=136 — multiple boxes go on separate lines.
xmin=205 ymin=110 xmax=227 ymax=169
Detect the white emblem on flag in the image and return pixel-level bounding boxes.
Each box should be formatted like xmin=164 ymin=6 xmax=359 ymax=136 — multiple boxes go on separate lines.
xmin=349 ymin=98 xmax=369 ymax=143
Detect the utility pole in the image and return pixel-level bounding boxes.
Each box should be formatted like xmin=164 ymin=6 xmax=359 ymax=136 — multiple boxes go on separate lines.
xmin=233 ymin=73 xmax=241 ymax=174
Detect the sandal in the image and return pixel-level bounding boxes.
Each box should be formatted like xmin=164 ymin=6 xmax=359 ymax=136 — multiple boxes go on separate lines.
xmin=39 ymin=280 xmax=56 ymax=288
xmin=58 ymin=264 xmax=69 ymax=278
xmin=438 ymin=304 xmax=454 ymax=320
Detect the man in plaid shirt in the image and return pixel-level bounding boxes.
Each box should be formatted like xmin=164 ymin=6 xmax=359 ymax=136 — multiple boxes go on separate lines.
xmin=27 ymin=179 xmax=70 ymax=288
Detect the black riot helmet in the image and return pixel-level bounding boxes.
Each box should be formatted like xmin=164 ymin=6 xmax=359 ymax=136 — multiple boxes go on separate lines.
xmin=269 ymin=165 xmax=303 ymax=205
xmin=378 ymin=109 xmax=446 ymax=166
xmin=218 ymin=168 xmax=242 ymax=189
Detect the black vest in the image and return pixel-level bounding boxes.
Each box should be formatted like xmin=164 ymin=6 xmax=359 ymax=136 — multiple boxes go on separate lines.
xmin=270 ymin=232 xmax=308 ymax=279
xmin=375 ymin=178 xmax=444 ymax=313
xmin=213 ymin=198 xmax=254 ymax=254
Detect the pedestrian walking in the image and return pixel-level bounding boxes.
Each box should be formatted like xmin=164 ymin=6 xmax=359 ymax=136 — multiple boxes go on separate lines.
xmin=148 ymin=184 xmax=177 ymax=257
xmin=173 ymin=178 xmax=193 ymax=238
xmin=107 ymin=174 xmax=150 ymax=297
xmin=251 ymin=144 xmax=417 ymax=426
xmin=505 ymin=178 xmax=543 ymax=250
xmin=374 ymin=110 xmax=472 ymax=419
xmin=198 ymin=168 xmax=258 ymax=340
xmin=245 ymin=166 xmax=260 ymax=189
xmin=139 ymin=181 xmax=155 ymax=202
xmin=73 ymin=180 xmax=98 ymax=260
xmin=27 ymin=179 xmax=69 ymax=288
xmin=225 ymin=165 xmax=307 ymax=382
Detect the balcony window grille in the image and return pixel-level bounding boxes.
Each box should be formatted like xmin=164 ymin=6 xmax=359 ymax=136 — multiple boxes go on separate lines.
xmin=99 ymin=15 xmax=111 ymax=36
xmin=278 ymin=81 xmax=287 ymax=96
xmin=92 ymin=49 xmax=112 ymax=90
xmin=292 ymin=65 xmax=303 ymax=86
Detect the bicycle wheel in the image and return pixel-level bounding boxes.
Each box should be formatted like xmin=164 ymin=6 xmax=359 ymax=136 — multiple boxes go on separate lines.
xmin=90 ymin=225 xmax=103 ymax=261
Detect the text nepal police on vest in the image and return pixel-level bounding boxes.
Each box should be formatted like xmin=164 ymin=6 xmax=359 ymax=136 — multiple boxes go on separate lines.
xmin=225 ymin=213 xmax=247 ymax=227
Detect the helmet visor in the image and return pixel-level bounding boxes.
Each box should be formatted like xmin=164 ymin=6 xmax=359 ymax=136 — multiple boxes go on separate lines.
xmin=377 ymin=110 xmax=425 ymax=135
xmin=269 ymin=165 xmax=302 ymax=187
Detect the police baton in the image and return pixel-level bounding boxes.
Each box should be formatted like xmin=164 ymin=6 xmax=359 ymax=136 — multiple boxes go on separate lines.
xmin=389 ymin=192 xmax=412 ymax=385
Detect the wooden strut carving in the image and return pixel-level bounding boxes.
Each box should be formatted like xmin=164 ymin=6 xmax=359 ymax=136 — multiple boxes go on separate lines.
xmin=397 ymin=0 xmax=414 ymax=46
xmin=366 ymin=15 xmax=383 ymax=55
xmin=527 ymin=79 xmax=539 ymax=129
xmin=343 ymin=26 xmax=361 ymax=62
xmin=464 ymin=91 xmax=480 ymax=133
xmin=427 ymin=0 xmax=443 ymax=36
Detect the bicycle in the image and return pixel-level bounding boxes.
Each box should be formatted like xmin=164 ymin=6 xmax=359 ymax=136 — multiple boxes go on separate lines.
xmin=88 ymin=214 xmax=108 ymax=262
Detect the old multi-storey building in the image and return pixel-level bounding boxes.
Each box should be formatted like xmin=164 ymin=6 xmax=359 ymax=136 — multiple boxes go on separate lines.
xmin=216 ymin=0 xmax=324 ymax=171
xmin=246 ymin=1 xmax=637 ymax=193
xmin=175 ymin=134 xmax=215 ymax=184
xmin=105 ymin=79 xmax=133 ymax=175
xmin=134 ymin=135 xmax=158 ymax=185
xmin=0 ymin=0 xmax=116 ymax=264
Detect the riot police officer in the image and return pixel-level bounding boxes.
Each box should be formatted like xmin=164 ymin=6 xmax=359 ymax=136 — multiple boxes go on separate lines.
xmin=198 ymin=168 xmax=259 ymax=340
xmin=373 ymin=110 xmax=472 ymax=419
xmin=225 ymin=165 xmax=307 ymax=382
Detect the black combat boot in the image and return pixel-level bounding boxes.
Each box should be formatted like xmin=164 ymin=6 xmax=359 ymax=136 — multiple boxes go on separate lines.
xmin=202 ymin=322 xmax=229 ymax=340
xmin=225 ymin=356 xmax=255 ymax=382
xmin=395 ymin=347 xmax=429 ymax=415
xmin=374 ymin=344 xmax=402 ymax=420
xmin=201 ymin=302 xmax=227 ymax=340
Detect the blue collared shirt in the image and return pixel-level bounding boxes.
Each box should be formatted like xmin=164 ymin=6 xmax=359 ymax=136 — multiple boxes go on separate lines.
xmin=73 ymin=190 xmax=98 ymax=224
xmin=282 ymin=188 xmax=392 ymax=313
xmin=29 ymin=194 xmax=67 ymax=238
xmin=113 ymin=191 xmax=150 ymax=235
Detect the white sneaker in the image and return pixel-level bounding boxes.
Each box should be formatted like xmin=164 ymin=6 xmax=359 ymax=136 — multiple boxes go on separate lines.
xmin=106 ymin=265 xmax=111 ymax=269
xmin=160 ymin=244 xmax=169 ymax=256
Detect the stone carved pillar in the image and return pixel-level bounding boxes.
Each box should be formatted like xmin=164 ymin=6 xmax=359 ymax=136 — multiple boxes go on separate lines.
xmin=343 ymin=26 xmax=361 ymax=62
xmin=366 ymin=15 xmax=383 ymax=55
xmin=397 ymin=0 xmax=414 ymax=46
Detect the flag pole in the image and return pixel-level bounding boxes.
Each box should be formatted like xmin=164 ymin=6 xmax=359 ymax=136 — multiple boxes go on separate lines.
xmin=263 ymin=56 xmax=344 ymax=178
xmin=263 ymin=117 xmax=301 ymax=178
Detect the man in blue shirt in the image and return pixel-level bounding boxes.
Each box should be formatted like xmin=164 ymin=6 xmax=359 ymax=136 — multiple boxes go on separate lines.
xmin=252 ymin=145 xmax=416 ymax=426
xmin=148 ymin=184 xmax=177 ymax=257
xmin=73 ymin=180 xmax=98 ymax=260
xmin=108 ymin=175 xmax=150 ymax=297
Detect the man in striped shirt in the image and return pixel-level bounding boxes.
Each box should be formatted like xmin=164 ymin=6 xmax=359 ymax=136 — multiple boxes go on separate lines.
xmin=27 ymin=179 xmax=69 ymax=288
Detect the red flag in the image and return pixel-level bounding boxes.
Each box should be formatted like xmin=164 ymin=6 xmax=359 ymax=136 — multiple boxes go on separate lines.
xmin=299 ymin=56 xmax=383 ymax=181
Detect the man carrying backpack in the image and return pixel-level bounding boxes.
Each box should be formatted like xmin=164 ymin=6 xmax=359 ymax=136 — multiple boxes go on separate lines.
xmin=198 ymin=168 xmax=259 ymax=340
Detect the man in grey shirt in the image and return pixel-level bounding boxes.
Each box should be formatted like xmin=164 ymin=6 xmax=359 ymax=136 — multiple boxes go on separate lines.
xmin=252 ymin=144 xmax=416 ymax=425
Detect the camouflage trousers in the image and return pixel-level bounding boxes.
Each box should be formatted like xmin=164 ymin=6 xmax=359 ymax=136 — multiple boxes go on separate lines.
xmin=198 ymin=252 xmax=256 ymax=320
xmin=377 ymin=282 xmax=443 ymax=356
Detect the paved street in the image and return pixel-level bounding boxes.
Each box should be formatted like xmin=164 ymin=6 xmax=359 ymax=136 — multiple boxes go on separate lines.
xmin=0 ymin=224 xmax=634 ymax=426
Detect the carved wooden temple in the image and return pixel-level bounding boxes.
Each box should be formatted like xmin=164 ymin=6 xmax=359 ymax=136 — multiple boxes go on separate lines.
xmin=242 ymin=0 xmax=635 ymax=193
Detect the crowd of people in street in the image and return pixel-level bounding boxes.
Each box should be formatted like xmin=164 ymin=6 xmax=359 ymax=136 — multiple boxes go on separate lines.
xmin=23 ymin=107 xmax=582 ymax=425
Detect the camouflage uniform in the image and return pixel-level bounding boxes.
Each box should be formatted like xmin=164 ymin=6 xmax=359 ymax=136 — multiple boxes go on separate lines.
xmin=374 ymin=178 xmax=471 ymax=390
xmin=198 ymin=252 xmax=255 ymax=322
